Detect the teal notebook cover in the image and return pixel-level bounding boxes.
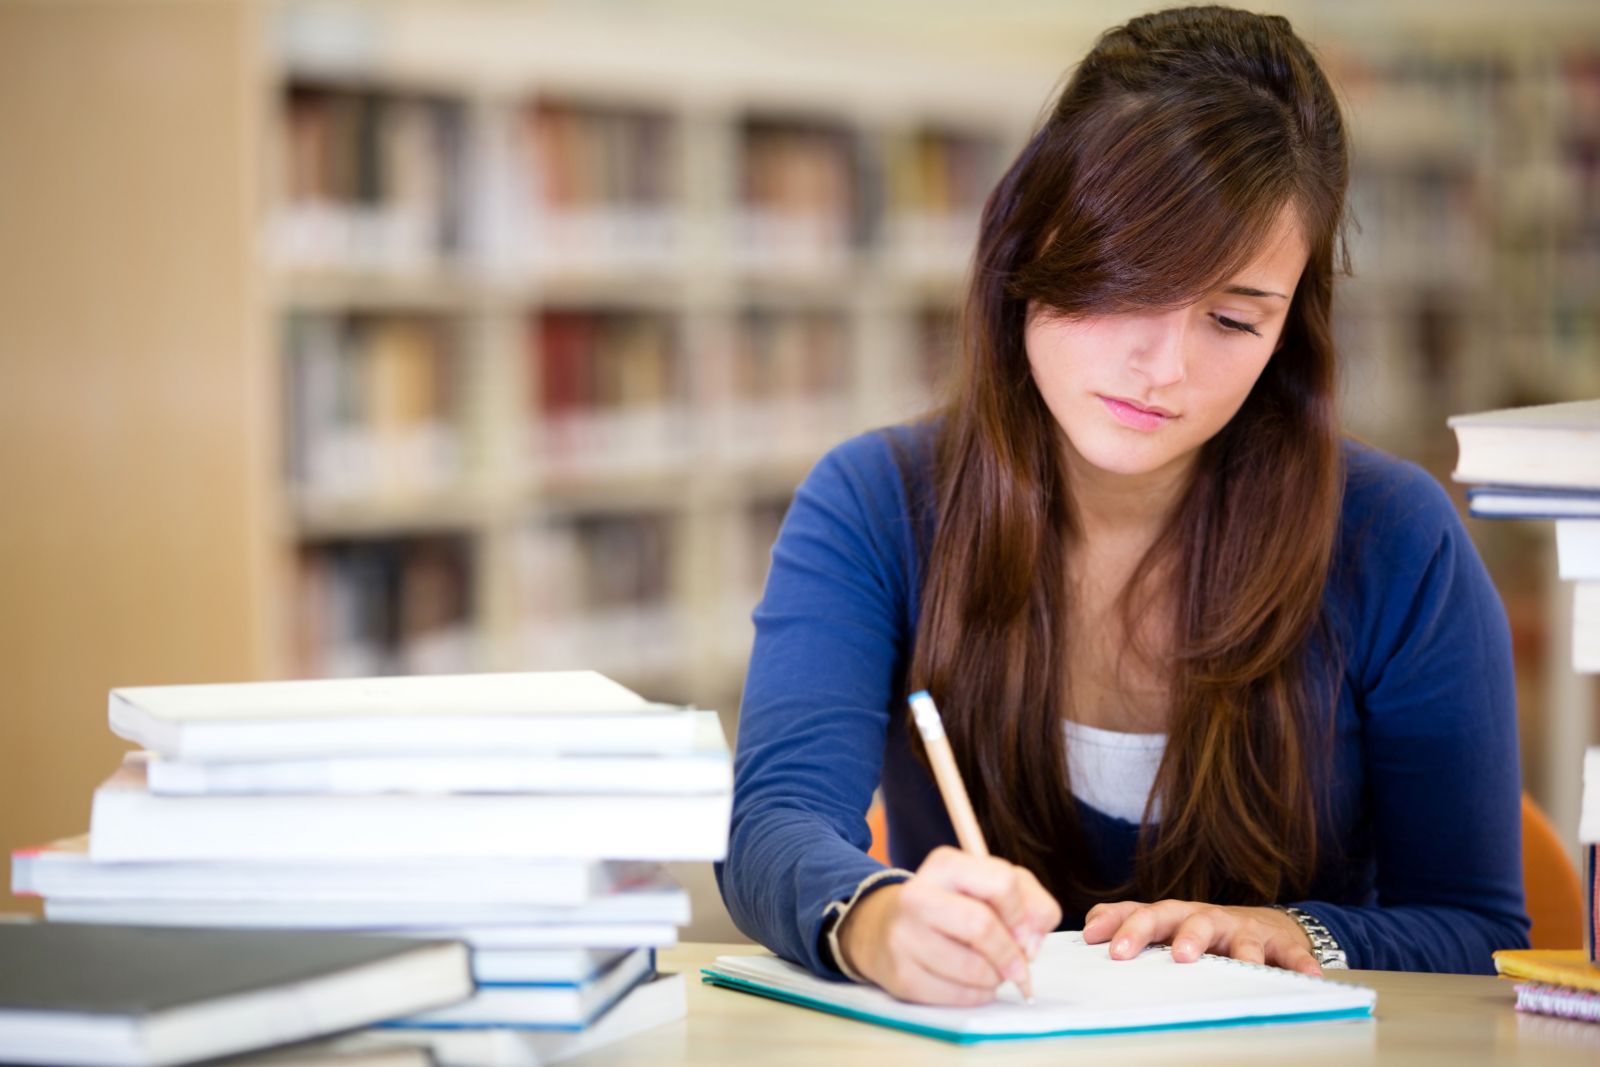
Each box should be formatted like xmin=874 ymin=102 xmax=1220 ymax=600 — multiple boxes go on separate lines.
xmin=701 ymin=931 xmax=1375 ymax=1044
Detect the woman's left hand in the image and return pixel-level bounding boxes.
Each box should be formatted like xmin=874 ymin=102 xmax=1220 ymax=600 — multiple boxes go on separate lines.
xmin=1083 ymin=900 xmax=1321 ymax=975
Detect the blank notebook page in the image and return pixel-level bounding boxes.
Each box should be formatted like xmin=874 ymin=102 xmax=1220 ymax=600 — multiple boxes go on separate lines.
xmin=703 ymin=931 xmax=1376 ymax=1042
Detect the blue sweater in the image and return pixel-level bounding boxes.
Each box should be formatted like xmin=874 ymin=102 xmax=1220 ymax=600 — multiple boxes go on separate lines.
xmin=716 ymin=423 xmax=1530 ymax=976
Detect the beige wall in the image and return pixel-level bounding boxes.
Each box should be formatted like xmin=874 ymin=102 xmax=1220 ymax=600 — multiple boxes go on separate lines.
xmin=0 ymin=1 xmax=271 ymax=908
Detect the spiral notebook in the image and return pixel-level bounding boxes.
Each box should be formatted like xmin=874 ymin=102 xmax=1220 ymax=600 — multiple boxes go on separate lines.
xmin=701 ymin=931 xmax=1375 ymax=1043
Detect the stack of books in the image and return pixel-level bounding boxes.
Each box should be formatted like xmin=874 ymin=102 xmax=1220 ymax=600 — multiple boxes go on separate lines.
xmin=1448 ymin=398 xmax=1600 ymax=673
xmin=1498 ymin=747 xmax=1600 ymax=1022
xmin=11 ymin=671 xmax=732 ymax=1066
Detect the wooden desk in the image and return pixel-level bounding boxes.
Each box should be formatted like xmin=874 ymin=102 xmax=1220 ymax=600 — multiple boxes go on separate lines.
xmin=565 ymin=943 xmax=1600 ymax=1067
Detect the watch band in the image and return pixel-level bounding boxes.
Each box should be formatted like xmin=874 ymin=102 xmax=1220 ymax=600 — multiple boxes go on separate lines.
xmin=821 ymin=868 xmax=916 ymax=982
xmin=1273 ymin=905 xmax=1349 ymax=970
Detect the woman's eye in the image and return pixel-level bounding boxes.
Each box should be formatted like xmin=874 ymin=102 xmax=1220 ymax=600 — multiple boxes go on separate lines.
xmin=1213 ymin=314 xmax=1262 ymax=337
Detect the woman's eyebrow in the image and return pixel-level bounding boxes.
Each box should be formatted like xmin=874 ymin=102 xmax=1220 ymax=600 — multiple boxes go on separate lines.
xmin=1222 ymin=285 xmax=1288 ymax=300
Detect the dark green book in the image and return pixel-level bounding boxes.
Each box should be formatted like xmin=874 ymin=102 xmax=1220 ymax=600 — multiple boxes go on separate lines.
xmin=0 ymin=923 xmax=470 ymax=1067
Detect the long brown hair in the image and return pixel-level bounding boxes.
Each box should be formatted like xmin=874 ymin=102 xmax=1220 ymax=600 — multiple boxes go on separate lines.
xmin=908 ymin=6 xmax=1350 ymax=914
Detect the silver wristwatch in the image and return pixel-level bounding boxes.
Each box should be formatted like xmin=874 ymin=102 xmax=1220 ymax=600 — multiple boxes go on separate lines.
xmin=1274 ymin=905 xmax=1349 ymax=970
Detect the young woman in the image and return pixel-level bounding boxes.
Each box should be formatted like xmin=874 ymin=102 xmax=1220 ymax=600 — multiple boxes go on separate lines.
xmin=716 ymin=5 xmax=1529 ymax=1004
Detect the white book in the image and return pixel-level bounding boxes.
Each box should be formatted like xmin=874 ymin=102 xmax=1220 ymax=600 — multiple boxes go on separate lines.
xmin=110 ymin=672 xmax=699 ymax=761
xmin=340 ymin=971 xmax=688 ymax=1067
xmin=1558 ymin=521 xmax=1600 ymax=581
xmin=44 ymin=879 xmax=690 ymax=929
xmin=1581 ymin=747 xmax=1600 ymax=844
xmin=703 ymin=932 xmax=1375 ymax=1042
xmin=89 ymin=758 xmax=731 ymax=862
xmin=470 ymin=948 xmax=630 ymax=985
xmin=1448 ymin=399 xmax=1600 ymax=490
xmin=390 ymin=949 xmax=653 ymax=1029
xmin=424 ymin=924 xmax=678 ymax=951
xmin=1577 ymin=582 xmax=1600 ymax=675
xmin=13 ymin=835 xmax=657 ymax=907
xmin=145 ymin=712 xmax=730 ymax=796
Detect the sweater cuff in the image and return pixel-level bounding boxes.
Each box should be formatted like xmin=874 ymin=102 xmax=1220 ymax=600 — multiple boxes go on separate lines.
xmin=819 ymin=867 xmax=917 ymax=981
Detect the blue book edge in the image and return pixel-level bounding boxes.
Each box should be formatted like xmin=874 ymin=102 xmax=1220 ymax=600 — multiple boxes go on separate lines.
xmin=698 ymin=969 xmax=1373 ymax=1044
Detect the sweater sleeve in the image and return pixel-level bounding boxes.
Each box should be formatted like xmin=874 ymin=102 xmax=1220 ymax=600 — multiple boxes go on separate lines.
xmin=1293 ymin=464 xmax=1530 ymax=974
xmin=714 ymin=433 xmax=917 ymax=978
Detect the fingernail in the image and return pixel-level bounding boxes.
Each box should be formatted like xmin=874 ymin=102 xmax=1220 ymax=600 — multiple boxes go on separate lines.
xmin=1113 ymin=938 xmax=1131 ymax=958
xmin=1006 ymin=960 xmax=1027 ymax=984
xmin=1174 ymin=939 xmax=1194 ymax=959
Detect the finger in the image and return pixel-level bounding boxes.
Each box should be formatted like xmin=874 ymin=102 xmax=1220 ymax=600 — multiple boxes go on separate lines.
xmin=919 ymin=849 xmax=1037 ymax=934
xmin=1266 ymin=937 xmax=1323 ymax=977
xmin=903 ymin=925 xmax=1006 ymax=992
xmin=1082 ymin=901 xmax=1141 ymax=943
xmin=1228 ymin=932 xmax=1267 ymax=967
xmin=1108 ymin=900 xmax=1192 ymax=960
xmin=913 ymin=887 xmax=1031 ymax=989
xmin=884 ymin=957 xmax=999 ymax=1007
xmin=1013 ymin=866 xmax=1063 ymax=950
xmin=1169 ymin=911 xmax=1219 ymax=963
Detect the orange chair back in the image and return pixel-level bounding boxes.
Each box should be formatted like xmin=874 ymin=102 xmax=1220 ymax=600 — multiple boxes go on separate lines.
xmin=1522 ymin=793 xmax=1585 ymax=950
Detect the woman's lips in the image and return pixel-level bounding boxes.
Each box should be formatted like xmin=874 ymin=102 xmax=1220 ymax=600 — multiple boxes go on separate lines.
xmin=1099 ymin=395 xmax=1176 ymax=431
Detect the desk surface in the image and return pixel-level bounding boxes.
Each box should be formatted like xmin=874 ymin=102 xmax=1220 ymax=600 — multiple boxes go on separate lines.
xmin=565 ymin=943 xmax=1600 ymax=1067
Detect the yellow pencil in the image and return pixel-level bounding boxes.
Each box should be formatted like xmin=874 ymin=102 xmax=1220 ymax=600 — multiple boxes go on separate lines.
xmin=908 ymin=689 xmax=1035 ymax=1004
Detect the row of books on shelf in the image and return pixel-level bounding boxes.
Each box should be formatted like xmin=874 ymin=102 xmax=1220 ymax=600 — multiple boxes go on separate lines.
xmin=4 ymin=670 xmax=730 ymax=1066
xmin=284 ymin=305 xmax=905 ymax=497
xmin=290 ymin=504 xmax=772 ymax=681
xmin=275 ymin=85 xmax=1000 ymax=276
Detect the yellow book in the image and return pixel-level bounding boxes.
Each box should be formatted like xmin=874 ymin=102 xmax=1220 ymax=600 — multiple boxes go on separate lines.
xmin=1493 ymin=949 xmax=1600 ymax=992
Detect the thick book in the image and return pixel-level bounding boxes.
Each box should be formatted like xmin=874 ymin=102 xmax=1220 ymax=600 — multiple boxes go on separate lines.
xmin=1493 ymin=948 xmax=1600 ymax=992
xmin=89 ymin=758 xmax=730 ymax=862
xmin=1577 ymin=584 xmax=1600 ymax=674
xmin=14 ymin=835 xmax=657 ymax=907
xmin=388 ymin=949 xmax=654 ymax=1030
xmin=701 ymin=932 xmax=1376 ymax=1043
xmin=1557 ymin=522 xmax=1600 ymax=581
xmin=1467 ymin=486 xmax=1600 ymax=520
xmin=344 ymin=971 xmax=688 ymax=1066
xmin=470 ymin=948 xmax=631 ymax=985
xmin=143 ymin=711 xmax=730 ymax=796
xmin=0 ymin=923 xmax=471 ymax=1067
xmin=417 ymin=923 xmax=678 ymax=952
xmin=109 ymin=671 xmax=699 ymax=761
xmin=44 ymin=876 xmax=689 ymax=930
xmin=1448 ymin=400 xmax=1600 ymax=490
xmin=1513 ymin=982 xmax=1600 ymax=1023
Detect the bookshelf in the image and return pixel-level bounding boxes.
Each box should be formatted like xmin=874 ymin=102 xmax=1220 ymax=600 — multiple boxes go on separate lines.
xmin=265 ymin=1 xmax=1036 ymax=715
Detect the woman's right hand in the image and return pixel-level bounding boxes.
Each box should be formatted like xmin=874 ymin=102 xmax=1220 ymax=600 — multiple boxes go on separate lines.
xmin=834 ymin=846 xmax=1062 ymax=1005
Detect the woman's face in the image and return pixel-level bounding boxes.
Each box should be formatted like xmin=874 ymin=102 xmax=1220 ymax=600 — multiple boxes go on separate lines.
xmin=1024 ymin=205 xmax=1310 ymax=482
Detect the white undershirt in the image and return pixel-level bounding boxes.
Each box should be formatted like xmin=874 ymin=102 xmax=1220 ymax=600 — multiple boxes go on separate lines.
xmin=1062 ymin=719 xmax=1168 ymax=824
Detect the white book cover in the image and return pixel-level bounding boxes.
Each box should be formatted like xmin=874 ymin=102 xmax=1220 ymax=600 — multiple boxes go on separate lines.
xmin=702 ymin=932 xmax=1375 ymax=1042
xmin=1448 ymin=399 xmax=1600 ymax=490
xmin=469 ymin=948 xmax=631 ymax=985
xmin=145 ymin=712 xmax=729 ymax=796
xmin=12 ymin=834 xmax=657 ymax=907
xmin=1581 ymin=747 xmax=1600 ymax=844
xmin=110 ymin=671 xmax=700 ymax=760
xmin=388 ymin=949 xmax=653 ymax=1029
xmin=339 ymin=971 xmax=688 ymax=1067
xmin=89 ymin=758 xmax=731 ymax=863
xmin=44 ymin=878 xmax=690 ymax=930
xmin=1577 ymin=582 xmax=1600 ymax=675
xmin=1558 ymin=521 xmax=1600 ymax=581
xmin=417 ymin=924 xmax=678 ymax=951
